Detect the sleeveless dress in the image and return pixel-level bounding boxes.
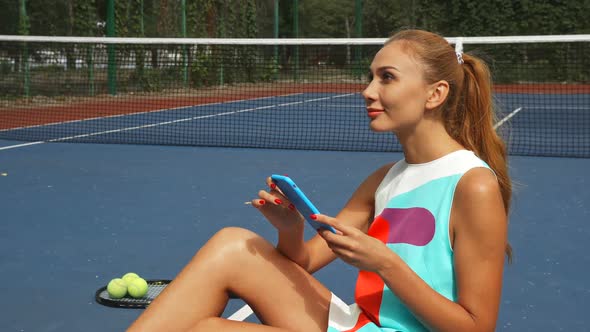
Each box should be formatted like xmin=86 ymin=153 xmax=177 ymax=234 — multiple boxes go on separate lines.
xmin=327 ymin=150 xmax=491 ymax=332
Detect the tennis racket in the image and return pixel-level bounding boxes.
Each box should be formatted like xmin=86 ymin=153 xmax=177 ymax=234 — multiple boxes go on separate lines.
xmin=95 ymin=279 xmax=171 ymax=308
xmin=95 ymin=279 xmax=240 ymax=308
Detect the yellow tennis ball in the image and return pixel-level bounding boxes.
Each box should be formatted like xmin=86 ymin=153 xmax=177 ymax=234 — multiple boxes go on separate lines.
xmin=107 ymin=278 xmax=128 ymax=299
xmin=122 ymin=272 xmax=140 ymax=284
xmin=127 ymin=277 xmax=148 ymax=298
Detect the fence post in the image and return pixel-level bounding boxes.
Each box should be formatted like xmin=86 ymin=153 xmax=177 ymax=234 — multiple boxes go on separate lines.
xmin=19 ymin=0 xmax=30 ymax=97
xmin=106 ymin=0 xmax=117 ymax=95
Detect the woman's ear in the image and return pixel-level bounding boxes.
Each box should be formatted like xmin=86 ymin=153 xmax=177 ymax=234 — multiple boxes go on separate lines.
xmin=425 ymin=80 xmax=449 ymax=110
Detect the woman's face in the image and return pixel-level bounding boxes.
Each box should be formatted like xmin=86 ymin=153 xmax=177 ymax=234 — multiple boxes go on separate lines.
xmin=362 ymin=41 xmax=431 ymax=134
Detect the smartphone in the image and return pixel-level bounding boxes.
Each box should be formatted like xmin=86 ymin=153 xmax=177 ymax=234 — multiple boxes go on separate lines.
xmin=270 ymin=174 xmax=337 ymax=233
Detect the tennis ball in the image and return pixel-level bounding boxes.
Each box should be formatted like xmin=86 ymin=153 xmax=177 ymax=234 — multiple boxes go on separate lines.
xmin=107 ymin=278 xmax=128 ymax=299
xmin=127 ymin=277 xmax=148 ymax=298
xmin=122 ymin=272 xmax=140 ymax=284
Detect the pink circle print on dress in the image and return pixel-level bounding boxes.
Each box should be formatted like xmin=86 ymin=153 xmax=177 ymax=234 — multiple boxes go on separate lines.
xmin=378 ymin=207 xmax=435 ymax=246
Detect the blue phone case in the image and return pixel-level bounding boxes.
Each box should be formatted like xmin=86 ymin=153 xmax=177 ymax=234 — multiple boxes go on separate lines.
xmin=270 ymin=174 xmax=337 ymax=233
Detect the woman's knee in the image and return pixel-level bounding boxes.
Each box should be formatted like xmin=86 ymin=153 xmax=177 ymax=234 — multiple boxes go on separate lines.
xmin=208 ymin=227 xmax=260 ymax=248
xmin=212 ymin=226 xmax=258 ymax=242
xmin=198 ymin=227 xmax=268 ymax=260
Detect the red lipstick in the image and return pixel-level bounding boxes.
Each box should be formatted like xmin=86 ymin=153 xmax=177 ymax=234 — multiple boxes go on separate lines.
xmin=367 ymin=108 xmax=384 ymax=119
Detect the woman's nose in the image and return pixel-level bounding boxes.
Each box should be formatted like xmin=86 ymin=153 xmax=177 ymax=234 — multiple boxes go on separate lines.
xmin=362 ymin=81 xmax=377 ymax=103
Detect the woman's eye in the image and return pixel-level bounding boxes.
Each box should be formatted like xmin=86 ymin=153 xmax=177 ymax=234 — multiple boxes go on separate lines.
xmin=382 ymin=72 xmax=395 ymax=81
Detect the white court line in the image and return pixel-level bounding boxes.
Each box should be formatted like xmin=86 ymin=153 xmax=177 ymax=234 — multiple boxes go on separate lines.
xmin=0 ymin=93 xmax=356 ymax=151
xmin=0 ymin=93 xmax=304 ymax=132
xmin=507 ymin=106 xmax=588 ymax=110
xmin=494 ymin=107 xmax=523 ymax=129
xmin=227 ymin=304 xmax=254 ymax=321
xmin=0 ymin=141 xmax=46 ymax=150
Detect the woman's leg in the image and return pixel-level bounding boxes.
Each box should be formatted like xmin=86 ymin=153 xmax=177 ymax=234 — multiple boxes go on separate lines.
xmin=127 ymin=227 xmax=333 ymax=332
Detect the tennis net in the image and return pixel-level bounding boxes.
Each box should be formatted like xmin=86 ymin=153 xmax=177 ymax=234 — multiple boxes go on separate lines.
xmin=0 ymin=35 xmax=589 ymax=157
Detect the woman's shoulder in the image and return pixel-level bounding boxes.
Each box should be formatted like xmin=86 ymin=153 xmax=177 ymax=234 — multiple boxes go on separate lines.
xmin=451 ymin=166 xmax=507 ymax=256
xmin=454 ymin=167 xmax=503 ymax=216
xmin=457 ymin=167 xmax=499 ymax=196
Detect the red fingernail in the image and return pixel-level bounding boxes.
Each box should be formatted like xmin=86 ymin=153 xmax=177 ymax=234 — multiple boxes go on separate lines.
xmin=274 ymin=199 xmax=283 ymax=205
xmin=310 ymin=214 xmax=317 ymax=220
xmin=270 ymin=183 xmax=276 ymax=189
xmin=259 ymin=200 xmax=266 ymax=205
xmin=288 ymin=204 xmax=295 ymax=210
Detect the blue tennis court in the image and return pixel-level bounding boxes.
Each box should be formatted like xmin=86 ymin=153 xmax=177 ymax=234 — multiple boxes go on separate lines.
xmin=1 ymin=91 xmax=589 ymax=331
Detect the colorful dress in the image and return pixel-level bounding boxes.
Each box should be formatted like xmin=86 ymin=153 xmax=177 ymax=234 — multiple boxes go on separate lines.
xmin=327 ymin=150 xmax=491 ymax=332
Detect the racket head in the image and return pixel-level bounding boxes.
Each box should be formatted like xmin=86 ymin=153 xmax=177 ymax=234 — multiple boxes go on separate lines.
xmin=95 ymin=279 xmax=171 ymax=309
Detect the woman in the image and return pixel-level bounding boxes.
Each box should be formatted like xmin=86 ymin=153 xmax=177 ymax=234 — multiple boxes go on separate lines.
xmin=128 ymin=29 xmax=511 ymax=332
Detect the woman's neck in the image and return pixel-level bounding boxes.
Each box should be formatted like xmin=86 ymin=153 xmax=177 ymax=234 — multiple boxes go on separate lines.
xmin=397 ymin=120 xmax=464 ymax=164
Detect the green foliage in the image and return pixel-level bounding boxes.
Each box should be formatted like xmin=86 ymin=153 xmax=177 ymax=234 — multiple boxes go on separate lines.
xmin=300 ymin=0 xmax=355 ymax=38
xmin=73 ymin=0 xmax=98 ymax=36
xmin=26 ymin=0 xmax=68 ymax=35
xmin=245 ymin=0 xmax=258 ymax=38
xmin=127 ymin=65 xmax=178 ymax=92
xmin=187 ymin=0 xmax=216 ymax=37
xmin=0 ymin=60 xmax=13 ymax=75
xmin=259 ymin=56 xmax=278 ymax=82
xmin=190 ymin=50 xmax=217 ymax=87
xmin=0 ymin=0 xmax=19 ymax=34
xmin=2 ymin=0 xmax=589 ymax=38
xmin=115 ymin=0 xmax=147 ymax=37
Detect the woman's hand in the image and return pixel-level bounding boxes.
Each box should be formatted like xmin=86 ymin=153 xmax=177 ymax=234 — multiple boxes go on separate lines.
xmin=315 ymin=214 xmax=396 ymax=273
xmin=250 ymin=177 xmax=305 ymax=233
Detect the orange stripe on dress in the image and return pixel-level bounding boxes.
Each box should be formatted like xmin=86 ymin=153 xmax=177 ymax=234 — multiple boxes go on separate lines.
xmin=355 ymin=270 xmax=384 ymax=325
xmin=353 ymin=215 xmax=390 ymax=326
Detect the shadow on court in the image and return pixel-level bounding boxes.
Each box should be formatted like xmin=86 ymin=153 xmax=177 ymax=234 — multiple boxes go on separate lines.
xmin=0 ymin=141 xmax=588 ymax=331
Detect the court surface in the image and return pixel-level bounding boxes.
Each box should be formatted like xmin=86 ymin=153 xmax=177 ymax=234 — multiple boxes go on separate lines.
xmin=1 ymin=139 xmax=589 ymax=331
